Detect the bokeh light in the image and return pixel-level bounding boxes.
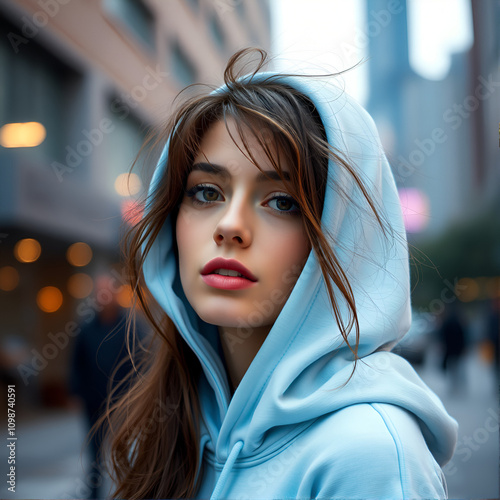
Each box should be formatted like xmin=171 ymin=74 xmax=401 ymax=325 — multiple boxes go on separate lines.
xmin=37 ymin=286 xmax=63 ymax=313
xmin=14 ymin=238 xmax=42 ymax=263
xmin=66 ymin=242 xmax=93 ymax=267
xmin=398 ymin=188 xmax=430 ymax=233
xmin=116 ymin=284 xmax=134 ymax=308
xmin=114 ymin=173 xmax=142 ymax=197
xmin=0 ymin=122 xmax=46 ymax=148
xmin=456 ymin=277 xmax=479 ymax=302
xmin=67 ymin=273 xmax=94 ymax=299
xmin=0 ymin=266 xmax=20 ymax=291
xmin=486 ymin=277 xmax=500 ymax=299
xmin=121 ymin=199 xmax=144 ymax=226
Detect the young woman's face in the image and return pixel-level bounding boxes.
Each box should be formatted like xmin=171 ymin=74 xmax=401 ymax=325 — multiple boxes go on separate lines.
xmin=175 ymin=118 xmax=311 ymax=333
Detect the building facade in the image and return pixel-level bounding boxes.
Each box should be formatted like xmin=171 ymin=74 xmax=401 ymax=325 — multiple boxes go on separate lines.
xmin=0 ymin=0 xmax=270 ymax=406
xmin=365 ymin=0 xmax=499 ymax=241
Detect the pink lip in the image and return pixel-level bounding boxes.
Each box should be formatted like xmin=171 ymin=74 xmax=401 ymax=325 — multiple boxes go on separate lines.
xmin=201 ymin=274 xmax=257 ymax=290
xmin=201 ymin=257 xmax=258 ymax=282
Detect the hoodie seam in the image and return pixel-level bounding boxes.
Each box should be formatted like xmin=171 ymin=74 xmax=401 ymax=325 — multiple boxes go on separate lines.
xmin=370 ymin=402 xmax=407 ymax=499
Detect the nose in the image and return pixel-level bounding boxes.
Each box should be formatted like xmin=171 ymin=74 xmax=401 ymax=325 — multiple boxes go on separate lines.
xmin=213 ymin=196 xmax=252 ymax=248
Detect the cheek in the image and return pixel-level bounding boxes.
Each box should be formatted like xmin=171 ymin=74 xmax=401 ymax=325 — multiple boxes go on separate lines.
xmin=176 ymin=206 xmax=205 ymax=242
xmin=266 ymin=223 xmax=311 ymax=284
xmin=284 ymin=222 xmax=311 ymax=261
xmin=175 ymin=207 xmax=200 ymax=276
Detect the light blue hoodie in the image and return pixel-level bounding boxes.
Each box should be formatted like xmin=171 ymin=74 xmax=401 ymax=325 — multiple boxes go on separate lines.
xmin=142 ymin=72 xmax=458 ymax=499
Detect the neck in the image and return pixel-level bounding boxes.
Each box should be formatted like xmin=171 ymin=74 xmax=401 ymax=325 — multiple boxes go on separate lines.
xmin=218 ymin=324 xmax=270 ymax=395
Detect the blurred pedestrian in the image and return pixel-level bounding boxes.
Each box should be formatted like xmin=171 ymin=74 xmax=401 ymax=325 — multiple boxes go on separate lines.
xmin=438 ymin=302 xmax=467 ymax=394
xmin=487 ymin=298 xmax=499 ymax=381
xmin=69 ymin=274 xmax=143 ymax=500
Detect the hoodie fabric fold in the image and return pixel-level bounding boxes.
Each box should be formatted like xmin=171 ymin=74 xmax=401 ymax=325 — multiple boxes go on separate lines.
xmin=143 ymin=71 xmax=458 ymax=499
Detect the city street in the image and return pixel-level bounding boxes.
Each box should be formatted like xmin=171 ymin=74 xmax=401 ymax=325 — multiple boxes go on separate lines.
xmin=2 ymin=346 xmax=498 ymax=500
xmin=0 ymin=1 xmax=498 ymax=499
xmin=2 ymin=409 xmax=112 ymax=499
xmin=417 ymin=343 xmax=499 ymax=499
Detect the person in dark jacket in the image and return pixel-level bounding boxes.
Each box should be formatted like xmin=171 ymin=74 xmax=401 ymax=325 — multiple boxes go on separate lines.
xmin=439 ymin=303 xmax=467 ymax=394
xmin=70 ymin=274 xmax=142 ymax=499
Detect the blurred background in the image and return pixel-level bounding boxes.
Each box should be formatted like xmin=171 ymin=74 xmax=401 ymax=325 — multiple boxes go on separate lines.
xmin=0 ymin=0 xmax=498 ymax=498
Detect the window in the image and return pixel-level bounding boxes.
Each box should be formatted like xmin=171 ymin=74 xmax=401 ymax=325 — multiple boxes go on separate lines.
xmin=170 ymin=42 xmax=197 ymax=86
xmin=105 ymin=97 xmax=148 ymax=194
xmin=0 ymin=16 xmax=79 ymax=162
xmin=103 ymin=0 xmax=155 ymax=51
xmin=209 ymin=13 xmax=226 ymax=51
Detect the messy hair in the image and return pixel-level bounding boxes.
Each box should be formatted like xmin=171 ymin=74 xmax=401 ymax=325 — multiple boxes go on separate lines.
xmin=99 ymin=47 xmax=384 ymax=499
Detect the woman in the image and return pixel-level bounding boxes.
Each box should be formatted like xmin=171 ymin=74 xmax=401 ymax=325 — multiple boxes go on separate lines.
xmin=102 ymin=48 xmax=457 ymax=499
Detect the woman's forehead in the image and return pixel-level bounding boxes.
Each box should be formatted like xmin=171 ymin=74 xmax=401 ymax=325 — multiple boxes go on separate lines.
xmin=194 ymin=118 xmax=289 ymax=174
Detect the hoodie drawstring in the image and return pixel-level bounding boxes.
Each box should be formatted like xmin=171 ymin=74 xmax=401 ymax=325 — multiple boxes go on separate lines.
xmin=210 ymin=440 xmax=244 ymax=499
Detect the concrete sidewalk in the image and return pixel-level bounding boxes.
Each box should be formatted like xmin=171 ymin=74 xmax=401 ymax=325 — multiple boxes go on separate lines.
xmin=2 ymin=409 xmax=112 ymax=500
xmin=416 ymin=344 xmax=499 ymax=500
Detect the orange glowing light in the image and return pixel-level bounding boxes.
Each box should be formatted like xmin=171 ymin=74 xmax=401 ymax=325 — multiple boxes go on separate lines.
xmin=456 ymin=277 xmax=479 ymax=302
xmin=0 ymin=266 xmax=20 ymax=291
xmin=66 ymin=242 xmax=93 ymax=267
xmin=14 ymin=238 xmax=41 ymax=263
xmin=486 ymin=277 xmax=500 ymax=298
xmin=37 ymin=286 xmax=63 ymax=313
xmin=67 ymin=273 xmax=94 ymax=299
xmin=116 ymin=284 xmax=134 ymax=308
xmin=0 ymin=122 xmax=46 ymax=148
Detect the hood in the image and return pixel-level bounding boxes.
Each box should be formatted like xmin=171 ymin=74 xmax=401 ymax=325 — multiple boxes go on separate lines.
xmin=142 ymin=71 xmax=457 ymax=492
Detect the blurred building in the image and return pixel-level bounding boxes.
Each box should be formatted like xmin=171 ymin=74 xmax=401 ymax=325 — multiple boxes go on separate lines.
xmin=0 ymin=0 xmax=270 ymax=408
xmin=365 ymin=0 xmax=500 ymax=240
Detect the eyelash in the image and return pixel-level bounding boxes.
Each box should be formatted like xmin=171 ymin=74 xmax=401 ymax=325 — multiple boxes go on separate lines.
xmin=185 ymin=183 xmax=300 ymax=216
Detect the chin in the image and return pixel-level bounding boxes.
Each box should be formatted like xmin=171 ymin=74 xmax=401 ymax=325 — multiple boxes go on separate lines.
xmin=197 ymin=309 xmax=242 ymax=328
xmin=193 ymin=303 xmax=253 ymax=329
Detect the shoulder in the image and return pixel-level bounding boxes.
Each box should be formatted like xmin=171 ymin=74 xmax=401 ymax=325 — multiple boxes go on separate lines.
xmin=297 ymin=403 xmax=447 ymax=499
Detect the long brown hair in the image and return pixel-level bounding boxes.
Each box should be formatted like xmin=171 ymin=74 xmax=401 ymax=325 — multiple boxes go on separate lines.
xmin=98 ymin=47 xmax=385 ymax=499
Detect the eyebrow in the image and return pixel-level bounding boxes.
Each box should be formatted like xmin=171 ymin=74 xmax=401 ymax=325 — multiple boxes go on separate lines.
xmin=189 ymin=162 xmax=291 ymax=182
